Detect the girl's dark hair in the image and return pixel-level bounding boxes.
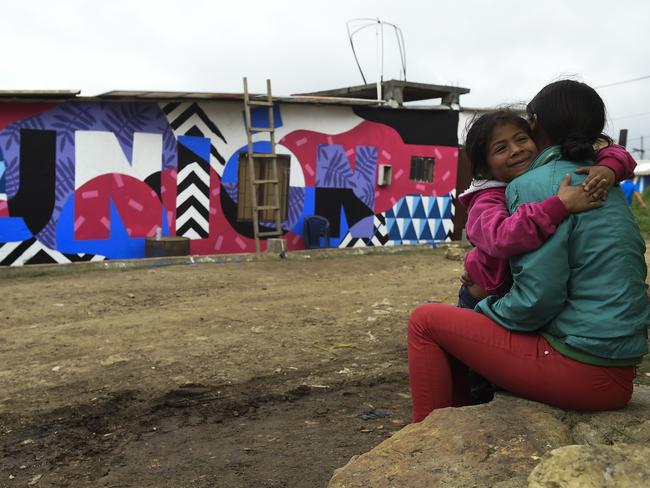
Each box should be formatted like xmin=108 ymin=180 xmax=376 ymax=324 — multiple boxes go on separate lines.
xmin=464 ymin=110 xmax=532 ymax=179
xmin=526 ymin=79 xmax=612 ymax=162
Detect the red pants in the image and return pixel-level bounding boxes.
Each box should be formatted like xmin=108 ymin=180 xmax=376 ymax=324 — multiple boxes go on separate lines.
xmin=408 ymin=303 xmax=635 ymax=423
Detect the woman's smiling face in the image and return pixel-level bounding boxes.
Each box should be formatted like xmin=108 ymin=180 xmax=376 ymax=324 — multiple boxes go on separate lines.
xmin=487 ymin=122 xmax=539 ymax=182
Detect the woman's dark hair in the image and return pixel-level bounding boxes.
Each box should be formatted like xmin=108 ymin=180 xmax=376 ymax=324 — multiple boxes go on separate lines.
xmin=464 ymin=110 xmax=533 ymax=179
xmin=526 ymin=79 xmax=612 ymax=162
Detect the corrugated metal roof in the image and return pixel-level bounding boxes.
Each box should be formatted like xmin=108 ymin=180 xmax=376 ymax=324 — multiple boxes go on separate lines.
xmin=296 ymin=80 xmax=470 ymax=102
xmin=95 ymin=90 xmax=385 ymax=106
xmin=0 ymin=89 xmax=80 ymax=99
xmin=96 ymin=90 xmax=246 ymax=100
xmin=0 ymin=86 xmax=466 ymax=110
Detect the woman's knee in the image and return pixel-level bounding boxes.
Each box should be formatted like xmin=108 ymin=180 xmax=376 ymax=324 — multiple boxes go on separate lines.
xmin=408 ymin=303 xmax=465 ymax=342
xmin=408 ymin=303 xmax=445 ymax=334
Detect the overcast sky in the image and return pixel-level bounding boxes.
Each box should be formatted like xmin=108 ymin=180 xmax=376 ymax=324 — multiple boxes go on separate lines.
xmin=2 ymin=0 xmax=649 ymax=157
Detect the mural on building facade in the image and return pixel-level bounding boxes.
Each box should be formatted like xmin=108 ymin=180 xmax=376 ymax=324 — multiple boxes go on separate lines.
xmin=0 ymin=100 xmax=458 ymax=266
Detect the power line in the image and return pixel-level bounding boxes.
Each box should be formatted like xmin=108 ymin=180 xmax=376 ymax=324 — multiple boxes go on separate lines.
xmin=595 ymin=75 xmax=650 ymax=89
xmin=612 ymin=111 xmax=650 ymax=120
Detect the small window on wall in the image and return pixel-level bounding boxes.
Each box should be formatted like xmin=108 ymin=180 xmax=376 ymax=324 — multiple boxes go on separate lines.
xmin=237 ymin=154 xmax=291 ymax=222
xmin=409 ymin=156 xmax=435 ymax=183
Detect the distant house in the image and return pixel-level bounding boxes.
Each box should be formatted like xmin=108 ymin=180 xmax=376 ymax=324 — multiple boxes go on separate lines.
xmin=633 ymin=160 xmax=650 ymax=193
xmin=0 ymin=80 xmax=470 ymax=266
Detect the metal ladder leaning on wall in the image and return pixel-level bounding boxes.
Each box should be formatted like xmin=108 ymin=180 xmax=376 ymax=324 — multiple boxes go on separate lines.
xmin=242 ymin=77 xmax=283 ymax=255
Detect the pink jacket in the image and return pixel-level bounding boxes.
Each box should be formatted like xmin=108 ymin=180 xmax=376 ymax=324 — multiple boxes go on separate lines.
xmin=458 ymin=144 xmax=636 ymax=296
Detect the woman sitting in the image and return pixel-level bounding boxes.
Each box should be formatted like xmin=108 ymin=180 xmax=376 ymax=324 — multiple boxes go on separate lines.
xmin=408 ymin=80 xmax=649 ymax=422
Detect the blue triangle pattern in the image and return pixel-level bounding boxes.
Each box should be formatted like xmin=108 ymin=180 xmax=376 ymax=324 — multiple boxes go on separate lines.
xmin=334 ymin=205 xmax=349 ymax=247
xmin=442 ymin=197 xmax=454 ymax=219
xmin=403 ymin=221 xmax=418 ymax=240
xmin=419 ymin=220 xmax=434 ymax=240
xmin=405 ymin=196 xmax=415 ymax=215
xmin=385 ymin=207 xmax=395 ymax=219
xmin=435 ymin=221 xmax=448 ymax=240
xmin=387 ymin=218 xmax=401 ymax=240
xmin=412 ymin=197 xmax=427 ymax=219
xmin=424 ymin=197 xmax=434 ymax=217
xmin=396 ymin=199 xmax=411 ymax=218
xmin=428 ymin=200 xmax=441 ymax=219
xmin=411 ymin=219 xmax=422 ymax=238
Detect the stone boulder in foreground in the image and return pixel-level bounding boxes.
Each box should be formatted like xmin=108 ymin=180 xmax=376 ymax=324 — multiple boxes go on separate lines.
xmin=329 ymin=386 xmax=650 ymax=488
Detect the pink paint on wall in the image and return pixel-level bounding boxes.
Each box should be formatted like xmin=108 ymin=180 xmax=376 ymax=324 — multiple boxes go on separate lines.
xmin=279 ymin=120 xmax=458 ymax=216
xmin=74 ymin=174 xmax=163 ymax=240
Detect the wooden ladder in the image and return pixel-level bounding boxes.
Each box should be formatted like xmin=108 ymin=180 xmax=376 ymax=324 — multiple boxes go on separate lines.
xmin=243 ymin=77 xmax=283 ymax=255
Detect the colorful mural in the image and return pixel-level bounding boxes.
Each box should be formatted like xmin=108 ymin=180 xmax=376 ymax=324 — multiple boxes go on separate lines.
xmin=0 ymin=99 xmax=459 ymax=266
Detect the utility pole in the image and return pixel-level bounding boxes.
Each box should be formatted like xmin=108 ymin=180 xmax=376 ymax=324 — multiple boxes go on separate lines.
xmin=633 ymin=136 xmax=645 ymax=160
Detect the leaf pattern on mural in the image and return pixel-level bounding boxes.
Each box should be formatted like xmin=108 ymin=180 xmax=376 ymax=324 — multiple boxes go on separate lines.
xmin=0 ymin=100 xmax=179 ymax=237
xmin=20 ymin=117 xmax=48 ymax=131
xmin=101 ymin=103 xmax=158 ymax=154
xmin=350 ymin=145 xmax=377 ymax=207
xmin=3 ymin=148 xmax=18 ymax=197
xmin=3 ymin=125 xmax=21 ymax=157
xmin=288 ymin=186 xmax=305 ymax=226
xmin=51 ymin=103 xmax=98 ymax=151
xmin=315 ymin=144 xmax=377 ymax=208
xmin=162 ymin=129 xmax=178 ymax=169
xmin=259 ymin=218 xmax=286 ymax=229
xmin=222 ymin=182 xmax=239 ymax=203
xmin=36 ymin=219 xmax=57 ymax=249
xmin=317 ymin=144 xmax=355 ymax=188
xmin=56 ymin=155 xmax=75 ymax=203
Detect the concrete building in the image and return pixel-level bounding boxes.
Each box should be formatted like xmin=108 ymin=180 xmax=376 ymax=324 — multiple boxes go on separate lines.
xmin=0 ymin=81 xmax=470 ymax=266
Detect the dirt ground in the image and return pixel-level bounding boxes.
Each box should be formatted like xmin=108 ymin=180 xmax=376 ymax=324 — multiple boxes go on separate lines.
xmin=0 ymin=246 xmax=462 ymax=488
xmin=1 ymin=246 xmax=649 ymax=488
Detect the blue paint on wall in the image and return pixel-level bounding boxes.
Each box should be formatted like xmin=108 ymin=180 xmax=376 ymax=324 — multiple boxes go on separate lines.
xmin=242 ymin=104 xmax=283 ymax=133
xmin=222 ymin=141 xmax=272 ymax=183
xmin=178 ymin=135 xmax=211 ymax=161
xmin=0 ymin=159 xmax=5 ymax=193
xmin=324 ymin=206 xmax=349 ymax=248
xmin=292 ymin=186 xmax=315 ymax=236
xmin=0 ymin=217 xmax=33 ymax=242
xmin=56 ymin=196 xmax=169 ymax=258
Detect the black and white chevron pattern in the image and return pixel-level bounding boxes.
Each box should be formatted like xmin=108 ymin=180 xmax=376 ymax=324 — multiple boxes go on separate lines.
xmin=176 ymin=162 xmax=210 ymax=239
xmin=162 ymin=102 xmax=227 ymax=174
xmin=0 ymin=238 xmax=104 ymax=266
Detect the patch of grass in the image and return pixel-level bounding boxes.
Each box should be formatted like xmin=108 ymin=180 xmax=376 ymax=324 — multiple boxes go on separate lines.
xmin=631 ymin=191 xmax=650 ymax=387
xmin=631 ymin=188 xmax=650 ymax=235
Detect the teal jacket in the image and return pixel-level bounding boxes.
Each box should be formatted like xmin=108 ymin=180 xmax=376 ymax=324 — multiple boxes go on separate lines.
xmin=477 ymin=146 xmax=650 ymax=365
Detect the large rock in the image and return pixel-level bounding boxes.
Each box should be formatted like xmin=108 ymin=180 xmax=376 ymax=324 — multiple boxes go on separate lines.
xmin=528 ymin=444 xmax=650 ymax=487
xmin=328 ymin=386 xmax=650 ymax=488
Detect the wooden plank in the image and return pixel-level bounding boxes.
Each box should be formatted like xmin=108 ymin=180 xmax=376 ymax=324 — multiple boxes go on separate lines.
xmin=258 ymin=230 xmax=283 ymax=237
